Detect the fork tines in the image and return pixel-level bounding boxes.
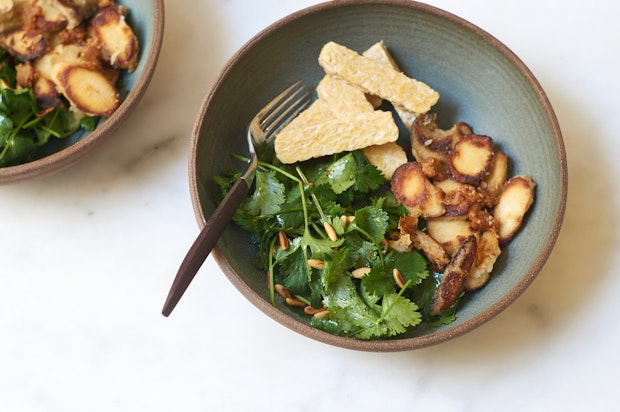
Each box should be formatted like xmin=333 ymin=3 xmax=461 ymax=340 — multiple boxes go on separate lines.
xmin=259 ymin=82 xmax=312 ymax=140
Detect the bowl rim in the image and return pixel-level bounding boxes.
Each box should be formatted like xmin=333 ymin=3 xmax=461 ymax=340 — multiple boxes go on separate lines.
xmin=0 ymin=0 xmax=166 ymax=185
xmin=189 ymin=0 xmax=568 ymax=351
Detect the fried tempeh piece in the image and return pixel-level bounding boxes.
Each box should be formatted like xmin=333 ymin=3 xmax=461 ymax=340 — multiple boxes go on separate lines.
xmin=275 ymin=99 xmax=398 ymax=164
xmin=316 ymin=74 xmax=375 ymax=115
xmin=362 ymin=41 xmax=417 ymax=129
xmin=318 ymin=41 xmax=439 ymax=114
xmin=430 ymin=235 xmax=477 ymax=316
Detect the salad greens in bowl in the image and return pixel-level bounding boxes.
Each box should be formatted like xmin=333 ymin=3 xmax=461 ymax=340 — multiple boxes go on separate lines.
xmin=189 ymin=0 xmax=567 ymax=351
xmin=0 ymin=0 xmax=164 ymax=184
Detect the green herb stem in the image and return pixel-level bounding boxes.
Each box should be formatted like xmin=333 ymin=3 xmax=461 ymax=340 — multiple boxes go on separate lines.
xmin=268 ymin=236 xmax=277 ymax=305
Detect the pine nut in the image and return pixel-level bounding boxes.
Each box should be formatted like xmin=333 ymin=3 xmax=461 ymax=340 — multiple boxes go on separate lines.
xmin=286 ymin=297 xmax=306 ymax=307
xmin=304 ymin=305 xmax=325 ymax=315
xmin=323 ymin=221 xmax=338 ymax=242
xmin=351 ymin=267 xmax=371 ymax=279
xmin=275 ymin=284 xmax=291 ymax=299
xmin=306 ymin=259 xmax=325 ymax=270
xmin=340 ymin=215 xmax=349 ymax=229
xmin=393 ymin=268 xmax=406 ymax=288
xmin=278 ymin=231 xmax=289 ymax=250
xmin=382 ymin=238 xmax=389 ymax=253
xmin=313 ymin=309 xmax=330 ymax=319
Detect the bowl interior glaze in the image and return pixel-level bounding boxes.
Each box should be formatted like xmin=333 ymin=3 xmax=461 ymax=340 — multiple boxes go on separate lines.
xmin=190 ymin=0 xmax=567 ymax=351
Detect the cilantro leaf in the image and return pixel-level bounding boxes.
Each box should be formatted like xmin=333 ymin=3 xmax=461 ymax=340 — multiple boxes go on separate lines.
xmin=353 ymin=163 xmax=386 ymax=193
xmin=348 ymin=205 xmax=389 ymax=244
xmin=360 ymin=263 xmax=395 ymax=305
xmin=383 ymin=249 xmax=429 ymax=287
xmin=277 ymin=239 xmax=311 ymax=295
xmin=314 ymin=152 xmax=357 ymax=194
xmin=319 ymin=275 xmax=422 ymax=339
xmin=301 ymin=230 xmax=343 ymax=260
xmin=244 ymin=169 xmax=286 ymax=215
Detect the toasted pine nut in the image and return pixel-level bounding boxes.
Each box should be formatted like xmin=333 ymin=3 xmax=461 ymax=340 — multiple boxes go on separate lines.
xmin=304 ymin=305 xmax=325 ymax=315
xmin=323 ymin=221 xmax=338 ymax=242
xmin=382 ymin=238 xmax=390 ymax=254
xmin=393 ymin=268 xmax=406 ymax=288
xmin=278 ymin=231 xmax=289 ymax=250
xmin=275 ymin=284 xmax=291 ymax=299
xmin=286 ymin=297 xmax=307 ymax=307
xmin=340 ymin=215 xmax=349 ymax=229
xmin=351 ymin=267 xmax=371 ymax=279
xmin=307 ymin=259 xmax=325 ymax=270
xmin=313 ymin=309 xmax=330 ymax=319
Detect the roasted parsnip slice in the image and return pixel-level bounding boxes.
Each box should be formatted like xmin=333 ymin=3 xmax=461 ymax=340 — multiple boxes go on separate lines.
xmin=464 ymin=229 xmax=501 ymax=290
xmin=0 ymin=29 xmax=47 ymax=61
xmin=34 ymin=76 xmax=62 ymax=111
xmin=387 ymin=233 xmax=414 ymax=253
xmin=434 ymin=178 xmax=483 ymax=216
xmin=410 ymin=112 xmax=472 ymax=165
xmin=411 ymin=229 xmax=450 ymax=271
xmin=55 ymin=63 xmax=119 ymax=116
xmin=391 ymin=162 xmax=445 ymax=218
xmin=90 ymin=5 xmax=139 ymax=72
xmin=0 ymin=0 xmax=27 ymax=33
xmin=397 ymin=214 xmax=419 ymax=236
xmin=425 ymin=216 xmax=476 ymax=256
xmin=449 ymin=134 xmax=494 ymax=184
xmin=430 ymin=235 xmax=477 ymax=316
xmin=481 ymin=150 xmax=508 ymax=196
xmin=493 ymin=175 xmax=536 ymax=244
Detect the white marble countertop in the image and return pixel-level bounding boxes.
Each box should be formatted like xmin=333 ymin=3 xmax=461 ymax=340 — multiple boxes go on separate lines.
xmin=1 ymin=0 xmax=618 ymax=410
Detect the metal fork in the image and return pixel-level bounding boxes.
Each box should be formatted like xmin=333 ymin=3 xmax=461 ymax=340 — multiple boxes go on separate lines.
xmin=162 ymin=82 xmax=310 ymax=316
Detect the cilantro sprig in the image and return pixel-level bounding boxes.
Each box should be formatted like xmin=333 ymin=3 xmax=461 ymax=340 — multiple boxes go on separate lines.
xmin=216 ymin=144 xmax=457 ymax=339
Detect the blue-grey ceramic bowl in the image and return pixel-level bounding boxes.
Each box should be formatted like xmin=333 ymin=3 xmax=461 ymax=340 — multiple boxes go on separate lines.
xmin=190 ymin=0 xmax=567 ymax=351
xmin=0 ymin=0 xmax=164 ymax=184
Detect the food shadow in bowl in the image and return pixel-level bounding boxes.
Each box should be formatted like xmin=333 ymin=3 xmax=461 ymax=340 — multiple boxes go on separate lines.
xmin=190 ymin=0 xmax=567 ymax=351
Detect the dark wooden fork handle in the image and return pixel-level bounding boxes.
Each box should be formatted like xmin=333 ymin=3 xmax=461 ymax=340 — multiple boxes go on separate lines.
xmin=162 ymin=177 xmax=251 ymax=316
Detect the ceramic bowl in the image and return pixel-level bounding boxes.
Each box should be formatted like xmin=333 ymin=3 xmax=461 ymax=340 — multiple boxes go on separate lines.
xmin=0 ymin=0 xmax=165 ymax=184
xmin=189 ymin=0 xmax=567 ymax=351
